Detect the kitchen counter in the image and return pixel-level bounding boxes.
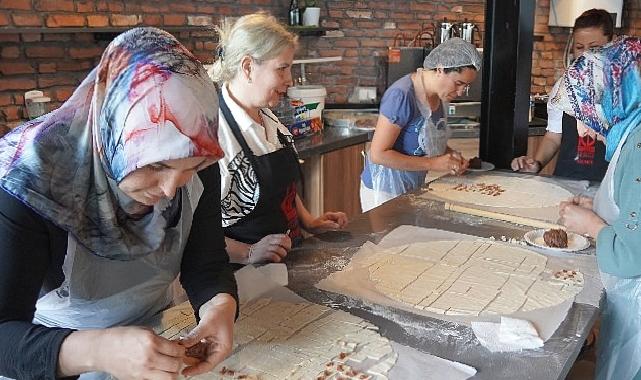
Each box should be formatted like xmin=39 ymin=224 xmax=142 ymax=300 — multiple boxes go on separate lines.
xmin=294 ymin=127 xmax=372 ymax=160
xmin=293 ymin=120 xmax=549 ymax=161
xmin=285 ymin=172 xmax=599 ymax=379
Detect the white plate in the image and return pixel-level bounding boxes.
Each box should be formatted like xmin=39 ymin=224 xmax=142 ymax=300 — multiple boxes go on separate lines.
xmin=467 ymin=161 xmax=495 ymax=172
xmin=524 ymin=229 xmax=591 ymax=252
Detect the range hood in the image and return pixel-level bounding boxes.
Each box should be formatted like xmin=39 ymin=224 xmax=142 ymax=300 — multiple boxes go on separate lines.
xmin=548 ymin=0 xmax=623 ymax=28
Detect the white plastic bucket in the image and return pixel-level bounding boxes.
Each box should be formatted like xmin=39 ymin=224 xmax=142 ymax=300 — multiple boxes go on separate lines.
xmin=286 ymin=85 xmax=327 ymax=137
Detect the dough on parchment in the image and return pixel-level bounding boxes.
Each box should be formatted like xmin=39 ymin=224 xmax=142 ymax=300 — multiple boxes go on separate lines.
xmin=157 ymin=299 xmax=397 ymax=380
xmin=368 ymin=241 xmax=583 ymax=316
xmin=427 ymin=175 xmax=573 ymax=209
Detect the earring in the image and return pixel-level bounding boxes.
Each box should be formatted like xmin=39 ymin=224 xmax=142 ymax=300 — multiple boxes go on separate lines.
xmin=248 ymin=76 xmax=252 ymax=84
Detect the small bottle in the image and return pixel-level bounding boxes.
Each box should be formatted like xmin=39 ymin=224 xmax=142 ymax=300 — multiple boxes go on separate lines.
xmin=288 ymin=0 xmax=300 ymax=26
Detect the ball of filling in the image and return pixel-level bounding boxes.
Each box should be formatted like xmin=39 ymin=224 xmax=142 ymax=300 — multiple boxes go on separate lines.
xmin=543 ymin=228 xmax=568 ymax=248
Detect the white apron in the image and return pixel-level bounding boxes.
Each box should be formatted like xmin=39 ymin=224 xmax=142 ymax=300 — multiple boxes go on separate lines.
xmin=360 ymin=97 xmax=449 ymax=212
xmin=592 ymin=129 xmax=641 ymax=380
xmin=3 ymin=178 xmax=203 ymax=380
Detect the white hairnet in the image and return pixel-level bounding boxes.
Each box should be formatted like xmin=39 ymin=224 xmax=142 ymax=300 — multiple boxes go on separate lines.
xmin=423 ymin=37 xmax=482 ymax=71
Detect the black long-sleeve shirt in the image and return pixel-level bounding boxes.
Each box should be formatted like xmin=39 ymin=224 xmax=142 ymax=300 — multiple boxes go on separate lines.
xmin=0 ymin=164 xmax=237 ymax=379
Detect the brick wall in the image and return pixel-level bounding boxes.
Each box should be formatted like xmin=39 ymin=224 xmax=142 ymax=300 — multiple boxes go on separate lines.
xmin=0 ymin=0 xmax=639 ymax=125
xmin=0 ymin=0 xmax=289 ymax=122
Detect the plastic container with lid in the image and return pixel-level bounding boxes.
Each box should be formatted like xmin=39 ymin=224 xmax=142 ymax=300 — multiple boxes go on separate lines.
xmin=24 ymin=90 xmax=51 ymax=120
xmin=285 ymin=85 xmax=327 ymax=138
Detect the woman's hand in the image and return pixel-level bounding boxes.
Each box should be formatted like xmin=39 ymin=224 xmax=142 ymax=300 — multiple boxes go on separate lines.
xmin=429 ymin=152 xmax=468 ymax=175
xmin=92 ymin=326 xmax=185 ymax=380
xmin=560 ymin=195 xmax=593 ymax=209
xmin=305 ymin=211 xmax=348 ymax=234
xmin=247 ymin=233 xmax=292 ymax=263
xmin=511 ymin=156 xmax=541 ymax=173
xmin=559 ymin=202 xmax=607 ymax=238
xmin=179 ymin=293 xmax=237 ymax=377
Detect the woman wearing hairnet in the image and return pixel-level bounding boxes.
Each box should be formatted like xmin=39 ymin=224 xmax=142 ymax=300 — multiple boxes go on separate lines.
xmin=552 ymin=36 xmax=641 ymax=380
xmin=360 ymin=38 xmax=482 ymax=212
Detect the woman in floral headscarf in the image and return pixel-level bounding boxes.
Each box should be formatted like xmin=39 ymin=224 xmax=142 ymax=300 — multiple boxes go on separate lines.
xmin=0 ymin=28 xmax=237 ymax=379
xmin=551 ymin=36 xmax=641 ymax=380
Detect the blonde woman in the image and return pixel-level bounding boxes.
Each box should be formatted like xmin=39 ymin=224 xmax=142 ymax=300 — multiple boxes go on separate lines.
xmin=210 ymin=13 xmax=348 ymax=265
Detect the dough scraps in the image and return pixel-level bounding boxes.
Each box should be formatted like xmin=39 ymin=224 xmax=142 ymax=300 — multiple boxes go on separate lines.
xmin=157 ymin=299 xmax=397 ymax=380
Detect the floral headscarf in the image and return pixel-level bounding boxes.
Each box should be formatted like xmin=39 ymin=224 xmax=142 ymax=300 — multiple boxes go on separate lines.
xmin=549 ymin=36 xmax=641 ymax=161
xmin=0 ymin=27 xmax=223 ymax=260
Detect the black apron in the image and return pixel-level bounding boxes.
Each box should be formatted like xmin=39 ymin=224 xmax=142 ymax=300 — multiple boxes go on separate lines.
xmin=219 ymin=93 xmax=303 ymax=246
xmin=553 ymin=113 xmax=608 ymax=181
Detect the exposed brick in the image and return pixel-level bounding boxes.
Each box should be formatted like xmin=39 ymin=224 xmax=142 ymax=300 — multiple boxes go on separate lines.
xmin=3 ymin=105 xmax=22 ymax=121
xmin=0 ymin=94 xmax=12 ymax=106
xmin=0 ymin=0 xmax=31 ymax=10
xmin=123 ymin=2 xmax=143 ymax=12
xmin=142 ymin=14 xmax=162 ymax=26
xmin=142 ymin=3 xmax=168 ymax=12
xmin=0 ymin=11 xmax=10 ymax=26
xmin=196 ymin=4 xmax=215 ymax=13
xmin=46 ymin=14 xmax=85 ymax=27
xmin=96 ymin=0 xmax=123 ymax=12
xmin=25 ymin=46 xmax=65 ymax=58
xmin=111 ymin=14 xmax=141 ymax=27
xmin=54 ymin=86 xmax=75 ymax=101
xmin=0 ymin=78 xmax=37 ymax=91
xmin=69 ymin=47 xmax=104 ymax=59
xmin=532 ymin=77 xmax=547 ymax=87
xmin=74 ymin=33 xmax=95 ymax=42
xmin=0 ymin=34 xmax=19 ymax=42
xmin=360 ymin=39 xmax=388 ymax=48
xmin=38 ymin=62 xmax=56 ymax=73
xmin=87 ymin=14 xmax=108 ymax=27
xmin=76 ymin=0 xmax=94 ymax=12
xmin=169 ymin=3 xmax=196 ymax=12
xmin=21 ymin=33 xmax=42 ymax=42
xmin=163 ymin=14 xmax=186 ymax=26
xmin=0 ymin=62 xmax=35 ymax=75
xmin=35 ymin=0 xmax=74 ymax=11
xmin=187 ymin=15 xmax=213 ymax=26
xmin=38 ymin=75 xmax=79 ymax=88
xmin=333 ymin=39 xmax=359 ymax=48
xmin=346 ymin=10 xmax=372 ymax=19
xmin=57 ymin=61 xmax=93 ymax=71
xmin=11 ymin=13 xmax=40 ymax=26
xmin=1 ymin=46 xmax=20 ymax=58
xmin=43 ymin=33 xmax=72 ymax=41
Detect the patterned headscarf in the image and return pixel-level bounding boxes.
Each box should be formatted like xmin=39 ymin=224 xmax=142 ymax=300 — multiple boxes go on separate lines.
xmin=549 ymin=36 xmax=641 ymax=161
xmin=0 ymin=27 xmax=223 ymax=260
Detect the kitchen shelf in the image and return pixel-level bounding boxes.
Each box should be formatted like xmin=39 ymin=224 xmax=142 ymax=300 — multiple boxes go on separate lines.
xmin=286 ymin=26 xmax=338 ymax=36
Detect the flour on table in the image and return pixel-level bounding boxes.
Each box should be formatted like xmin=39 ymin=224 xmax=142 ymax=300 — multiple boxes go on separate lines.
xmin=156 ymin=299 xmax=397 ymax=380
xmin=367 ymin=241 xmax=583 ymax=316
xmin=427 ymin=175 xmax=573 ymax=208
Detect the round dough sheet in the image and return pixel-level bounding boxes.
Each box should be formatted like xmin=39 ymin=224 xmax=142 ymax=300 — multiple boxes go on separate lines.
xmin=428 ymin=175 xmax=573 ymax=208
